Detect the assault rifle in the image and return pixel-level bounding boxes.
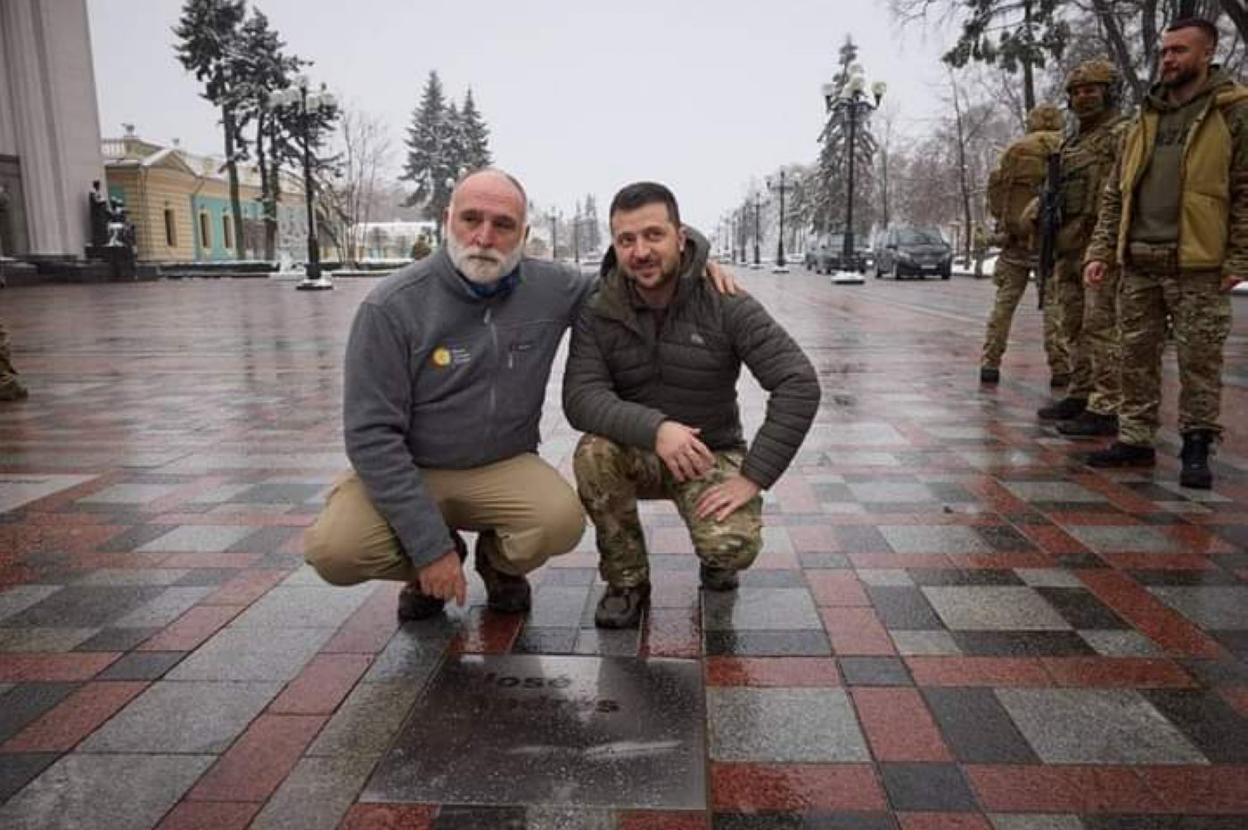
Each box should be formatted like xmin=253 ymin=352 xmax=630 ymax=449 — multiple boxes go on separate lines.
xmin=1036 ymin=151 xmax=1062 ymax=310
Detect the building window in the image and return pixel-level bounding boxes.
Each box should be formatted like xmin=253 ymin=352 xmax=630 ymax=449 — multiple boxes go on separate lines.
xmin=199 ymin=212 xmax=211 ymax=248
xmin=164 ymin=208 xmax=177 ymax=247
xmin=222 ymin=214 xmax=233 ymax=250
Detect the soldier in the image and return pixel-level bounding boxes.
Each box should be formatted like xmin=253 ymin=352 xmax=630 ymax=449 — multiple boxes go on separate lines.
xmin=1083 ymin=18 xmax=1246 ymax=488
xmin=980 ymin=103 xmax=1068 ymax=386
xmin=0 ymin=318 xmax=27 ymax=401
xmin=1036 ymin=60 xmax=1130 ymax=432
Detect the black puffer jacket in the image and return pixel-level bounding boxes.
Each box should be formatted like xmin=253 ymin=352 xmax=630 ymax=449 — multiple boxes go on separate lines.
xmin=562 ymin=229 xmax=820 ymax=489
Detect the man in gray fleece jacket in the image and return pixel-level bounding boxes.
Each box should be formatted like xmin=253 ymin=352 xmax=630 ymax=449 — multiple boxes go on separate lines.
xmin=564 ymin=182 xmax=820 ymax=628
xmin=305 ymin=169 xmax=735 ymax=621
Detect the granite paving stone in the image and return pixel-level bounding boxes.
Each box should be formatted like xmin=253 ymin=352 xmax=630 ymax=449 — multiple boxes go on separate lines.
xmin=248 ymin=755 xmax=377 ymax=830
xmin=79 ymin=680 xmax=282 ymax=753
xmin=111 ymin=586 xmax=214 ymax=628
xmin=1147 ymin=586 xmax=1248 ymax=630
xmin=881 ymin=525 xmax=995 ymax=554
xmin=0 ymin=753 xmax=214 ymax=830
xmin=1077 ymin=629 xmax=1166 ymax=658
xmin=922 ymin=586 xmax=1071 ymax=631
xmin=0 ymin=627 xmax=99 ymax=652
xmin=136 ymin=524 xmax=259 ymax=552
xmin=708 ymin=687 xmax=870 ymax=762
xmin=0 ymin=754 xmax=58 ymax=803
xmin=1066 ymin=526 xmax=1184 ymax=554
xmin=305 ymin=681 xmax=423 ymax=758
xmin=2 ymin=585 xmax=168 ymax=628
xmin=0 ymin=683 xmax=79 ymax=744
xmin=226 ymin=584 xmax=374 ymax=629
xmin=994 ymin=688 xmax=1208 ymax=764
xmin=701 ymin=587 xmax=823 ymax=631
xmin=165 ymin=625 xmax=334 ymax=681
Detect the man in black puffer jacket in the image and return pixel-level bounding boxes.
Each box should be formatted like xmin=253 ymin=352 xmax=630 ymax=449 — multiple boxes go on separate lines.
xmin=564 ymin=182 xmax=820 ymax=628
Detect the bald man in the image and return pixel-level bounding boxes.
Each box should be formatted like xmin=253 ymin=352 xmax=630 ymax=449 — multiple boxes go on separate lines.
xmin=305 ymin=168 xmax=732 ymax=621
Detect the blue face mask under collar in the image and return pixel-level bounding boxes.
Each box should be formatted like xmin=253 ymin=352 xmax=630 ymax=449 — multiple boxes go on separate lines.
xmin=459 ymin=266 xmax=521 ymax=299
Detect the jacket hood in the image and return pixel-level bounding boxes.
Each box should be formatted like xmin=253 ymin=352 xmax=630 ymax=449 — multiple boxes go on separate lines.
xmin=1145 ymin=65 xmax=1235 ymax=111
xmin=595 ymin=226 xmax=710 ymax=317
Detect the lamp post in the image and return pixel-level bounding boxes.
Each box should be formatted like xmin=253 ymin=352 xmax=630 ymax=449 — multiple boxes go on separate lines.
xmin=767 ymin=170 xmax=799 ymax=273
xmin=268 ymin=75 xmax=337 ymax=291
xmin=548 ymin=210 xmax=559 ymax=261
xmin=752 ymin=191 xmax=763 ymax=269
xmin=822 ymin=66 xmax=886 ymax=274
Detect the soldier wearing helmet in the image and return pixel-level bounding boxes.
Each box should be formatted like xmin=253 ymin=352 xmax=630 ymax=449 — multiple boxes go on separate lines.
xmin=1038 ymin=58 xmax=1130 ymax=435
xmin=979 ymin=102 xmax=1066 ymax=386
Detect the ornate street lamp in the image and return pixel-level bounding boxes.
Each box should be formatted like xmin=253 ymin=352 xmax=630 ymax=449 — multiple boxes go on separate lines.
xmin=267 ymin=75 xmax=336 ymax=291
xmin=767 ymin=170 xmax=799 ymax=273
xmin=752 ymin=190 xmax=764 ymax=269
xmin=822 ymin=66 xmax=886 ymax=274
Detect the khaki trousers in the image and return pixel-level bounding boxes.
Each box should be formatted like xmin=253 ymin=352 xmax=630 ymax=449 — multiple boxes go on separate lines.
xmin=304 ymin=453 xmax=585 ymax=586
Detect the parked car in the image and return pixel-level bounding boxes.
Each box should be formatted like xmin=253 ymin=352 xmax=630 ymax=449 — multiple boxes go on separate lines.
xmin=808 ymin=233 xmax=869 ymax=274
xmin=872 ymin=226 xmax=952 ymax=279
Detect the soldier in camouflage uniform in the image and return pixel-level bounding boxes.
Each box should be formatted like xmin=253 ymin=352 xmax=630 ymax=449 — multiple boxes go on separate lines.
xmin=0 ymin=318 xmax=27 ymax=401
xmin=1036 ymin=60 xmax=1130 ymax=432
xmin=564 ymin=182 xmax=819 ymax=628
xmin=980 ymin=103 xmax=1068 ymax=386
xmin=1083 ymin=19 xmax=1247 ymax=488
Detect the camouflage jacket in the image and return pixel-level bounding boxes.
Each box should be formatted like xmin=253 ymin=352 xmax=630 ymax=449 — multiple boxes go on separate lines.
xmin=1085 ymin=68 xmax=1248 ymax=274
xmin=1055 ymin=111 xmax=1128 ymax=256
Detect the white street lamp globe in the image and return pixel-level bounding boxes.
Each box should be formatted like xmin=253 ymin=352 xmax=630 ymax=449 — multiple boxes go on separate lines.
xmin=848 ymin=74 xmax=866 ymax=94
xmin=872 ymin=80 xmax=888 ymax=99
xmin=321 ymin=92 xmax=337 ymax=109
xmin=295 ymin=74 xmax=310 ymax=90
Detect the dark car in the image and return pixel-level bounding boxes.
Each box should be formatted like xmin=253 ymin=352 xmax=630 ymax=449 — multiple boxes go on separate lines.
xmin=813 ymin=233 xmax=869 ymax=274
xmin=873 ymin=226 xmax=952 ymax=280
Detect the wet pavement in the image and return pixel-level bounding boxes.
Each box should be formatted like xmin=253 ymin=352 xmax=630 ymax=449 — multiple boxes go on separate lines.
xmin=0 ymin=268 xmax=1247 ymax=829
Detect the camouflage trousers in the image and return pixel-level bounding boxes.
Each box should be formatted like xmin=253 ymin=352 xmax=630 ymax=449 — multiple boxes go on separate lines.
xmin=572 ymin=434 xmax=762 ymax=588
xmin=1054 ymin=255 xmax=1122 ymax=410
xmin=0 ymin=318 xmax=21 ymax=394
xmin=1117 ymin=268 xmax=1231 ymax=447
xmin=981 ymin=251 xmax=1069 ymax=375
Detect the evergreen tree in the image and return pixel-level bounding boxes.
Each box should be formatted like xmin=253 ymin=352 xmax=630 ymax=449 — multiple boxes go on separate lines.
xmin=173 ymin=0 xmax=248 ymax=260
xmin=459 ymin=88 xmax=492 ymax=169
xmin=813 ymin=35 xmax=878 ymax=238
xmin=401 ymin=71 xmax=458 ymax=241
xmin=941 ymin=0 xmax=1069 ymax=111
xmin=583 ymin=193 xmax=601 ymax=251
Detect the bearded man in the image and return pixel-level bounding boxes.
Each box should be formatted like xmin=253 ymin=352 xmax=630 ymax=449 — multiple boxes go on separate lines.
xmin=305 ymin=169 xmax=736 ymax=620
xmin=563 ymin=182 xmax=820 ymax=629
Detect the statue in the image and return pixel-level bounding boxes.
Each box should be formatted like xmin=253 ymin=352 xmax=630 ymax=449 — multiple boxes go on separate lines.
xmin=85 ymin=180 xmax=137 ymax=278
xmin=89 ymin=180 xmax=110 ymax=248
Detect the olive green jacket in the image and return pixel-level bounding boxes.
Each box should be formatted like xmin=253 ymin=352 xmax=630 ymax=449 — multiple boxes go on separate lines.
xmin=1085 ymin=68 xmax=1248 ymax=273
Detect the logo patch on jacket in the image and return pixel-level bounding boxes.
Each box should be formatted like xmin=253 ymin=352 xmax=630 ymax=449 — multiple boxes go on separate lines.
xmin=690 ymin=332 xmax=706 ymax=346
xmin=430 ymin=346 xmax=471 ymax=368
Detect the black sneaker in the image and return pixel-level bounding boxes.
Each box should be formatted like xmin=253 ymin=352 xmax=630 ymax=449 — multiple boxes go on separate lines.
xmin=1038 ymin=397 xmax=1087 ymax=421
xmin=1050 ymin=373 xmax=1070 ymax=389
xmin=397 ymin=532 xmax=468 ymax=622
xmin=594 ymin=583 xmax=651 ymax=629
xmin=979 ymin=367 xmax=1000 ymax=384
xmin=1057 ymin=410 xmax=1118 ymax=437
xmin=474 ymin=532 xmax=531 ymax=614
xmin=1179 ymin=430 xmax=1215 ymax=489
xmin=1086 ymin=441 xmax=1156 ymax=468
xmin=699 ymin=563 xmax=740 ymax=591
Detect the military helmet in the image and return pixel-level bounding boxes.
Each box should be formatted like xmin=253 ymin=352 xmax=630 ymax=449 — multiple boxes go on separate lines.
xmin=1065 ymin=59 xmax=1119 ymax=91
xmin=1026 ymin=102 xmax=1063 ymax=132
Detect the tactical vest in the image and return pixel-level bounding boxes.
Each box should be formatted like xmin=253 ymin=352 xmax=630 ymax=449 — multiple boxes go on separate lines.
xmin=1114 ymin=84 xmax=1248 ymax=269
xmin=988 ymin=130 xmax=1062 ymax=241
xmin=1056 ymin=113 xmax=1128 ymax=255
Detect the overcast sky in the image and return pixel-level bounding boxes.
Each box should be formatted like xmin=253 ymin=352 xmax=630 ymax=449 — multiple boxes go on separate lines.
xmin=87 ymin=0 xmax=956 ymax=234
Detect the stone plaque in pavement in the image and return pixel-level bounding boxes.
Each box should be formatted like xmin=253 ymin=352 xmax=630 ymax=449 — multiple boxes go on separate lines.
xmin=362 ymin=654 xmax=704 ymax=809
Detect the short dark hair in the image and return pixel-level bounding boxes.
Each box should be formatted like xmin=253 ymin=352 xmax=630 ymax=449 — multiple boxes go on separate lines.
xmin=609 ymin=181 xmax=680 ymax=227
xmin=1165 ymin=17 xmax=1219 ymax=49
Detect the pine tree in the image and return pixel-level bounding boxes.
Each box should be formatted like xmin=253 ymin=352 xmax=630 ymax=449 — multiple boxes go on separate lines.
xmin=813 ymin=35 xmax=878 ymax=238
xmin=173 ymin=0 xmax=248 ymax=260
xmin=459 ymin=88 xmax=492 ymax=169
xmin=401 ymin=71 xmax=458 ymax=241
xmin=942 ymin=0 xmax=1069 ymax=111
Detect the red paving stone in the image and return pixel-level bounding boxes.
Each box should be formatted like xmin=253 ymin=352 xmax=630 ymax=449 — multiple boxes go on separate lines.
xmin=187 ymin=714 xmax=326 ymax=802
xmin=710 ymin=763 xmax=887 ymax=811
xmin=268 ymin=653 xmax=374 ymax=715
xmin=2 ymin=681 xmax=148 ymax=751
xmin=1 ymin=274 xmax=1246 ymax=826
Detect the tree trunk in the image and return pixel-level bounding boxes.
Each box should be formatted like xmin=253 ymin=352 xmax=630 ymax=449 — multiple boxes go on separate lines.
xmin=1092 ymin=0 xmax=1146 ymax=105
xmin=255 ymin=115 xmax=274 ymax=262
xmin=1142 ymin=0 xmax=1160 ymax=82
xmin=950 ymin=72 xmax=974 ymax=267
xmin=1022 ymin=0 xmax=1036 ymax=112
xmin=1221 ymin=0 xmax=1248 ymax=45
xmin=222 ymin=105 xmax=246 ymax=261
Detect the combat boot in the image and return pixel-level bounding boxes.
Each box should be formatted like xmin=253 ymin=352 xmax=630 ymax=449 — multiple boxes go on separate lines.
xmin=474 ymin=531 xmax=531 ymax=614
xmin=700 ymin=563 xmax=740 ymax=591
xmin=1057 ymin=410 xmax=1117 ymax=437
xmin=398 ymin=532 xmax=468 ymax=622
xmin=1179 ymin=430 xmax=1215 ymax=490
xmin=1050 ymin=373 xmax=1070 ymax=389
xmin=1038 ymin=396 xmax=1087 ymax=421
xmin=594 ymin=582 xmax=651 ymax=629
xmin=0 ymin=380 xmax=28 ymax=401
xmin=979 ymin=367 xmax=1000 ymax=384
xmin=1086 ymin=441 xmax=1156 ymax=468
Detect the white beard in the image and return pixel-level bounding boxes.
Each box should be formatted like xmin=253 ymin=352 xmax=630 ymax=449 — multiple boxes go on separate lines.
xmin=446 ymin=233 xmax=523 ymax=284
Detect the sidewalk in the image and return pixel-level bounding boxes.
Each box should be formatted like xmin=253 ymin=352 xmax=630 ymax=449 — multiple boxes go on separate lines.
xmin=0 ymin=272 xmax=1246 ymax=829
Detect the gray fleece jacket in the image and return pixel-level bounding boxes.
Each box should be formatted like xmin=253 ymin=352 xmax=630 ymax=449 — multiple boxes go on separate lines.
xmin=343 ymin=248 xmax=594 ymax=568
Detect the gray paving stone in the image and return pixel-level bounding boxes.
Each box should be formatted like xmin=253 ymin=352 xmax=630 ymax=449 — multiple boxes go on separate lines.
xmin=988 ymin=817 xmax=1086 ymax=830
xmin=0 ymin=752 xmax=213 ymax=830
xmin=0 ymin=753 xmax=58 ymax=802
xmin=701 ymin=587 xmax=823 ymax=631
xmin=97 ymin=651 xmax=186 ymax=680
xmin=1066 ymin=525 xmax=1182 ymax=554
xmin=889 ymin=629 xmax=962 ymax=655
xmin=856 ymin=568 xmax=914 ymax=586
xmin=136 ymin=524 xmax=258 ymax=552
xmin=0 ymin=473 xmax=95 ymax=513
xmin=922 ymin=586 xmax=1071 ymax=631
xmin=1001 ymin=481 xmax=1107 ymax=503
xmin=1079 ymin=629 xmax=1166 ymax=657
xmin=1149 ymin=586 xmax=1248 ymax=629
xmin=250 ymin=755 xmax=377 ymax=830
xmin=848 ymin=482 xmax=937 ymax=503
xmin=111 ymin=586 xmax=214 ymax=628
xmin=363 ymin=618 xmax=455 ymax=681
xmin=528 ymin=585 xmax=593 ymax=628
xmin=0 ymin=585 xmax=61 ymax=623
xmin=77 ymin=483 xmax=179 ymax=504
xmin=708 ymin=687 xmax=869 ymax=762
xmin=760 ymin=526 xmax=794 ymax=553
xmin=167 ymin=625 xmax=334 ymax=681
xmin=228 ymin=584 xmax=373 ymax=629
xmin=0 ymin=684 xmax=78 ymax=744
xmin=74 ymin=568 xmax=191 ymax=586
xmin=3 ymin=585 xmax=168 ymax=628
xmin=0 ymin=627 xmax=99 ymax=652
xmin=306 ymin=681 xmax=424 ymax=758
xmin=879 ymin=525 xmax=994 ymax=554
xmin=80 ymin=680 xmax=281 ymax=753
xmin=995 ymin=688 xmax=1208 ymax=764
xmin=1015 ymin=568 xmax=1085 ymax=588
